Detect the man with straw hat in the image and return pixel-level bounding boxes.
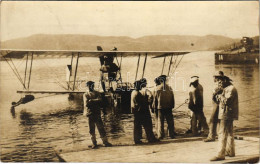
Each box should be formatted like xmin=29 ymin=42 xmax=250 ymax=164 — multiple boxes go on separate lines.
xmin=210 ymin=75 xmax=238 ymax=161
xmin=204 ymin=71 xmax=224 ymax=142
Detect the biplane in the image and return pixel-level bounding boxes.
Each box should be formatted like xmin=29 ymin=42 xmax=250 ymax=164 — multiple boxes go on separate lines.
xmin=0 ymin=47 xmax=191 ymax=113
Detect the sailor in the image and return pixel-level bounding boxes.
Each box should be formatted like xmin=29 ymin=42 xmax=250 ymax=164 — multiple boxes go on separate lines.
xmin=139 ymin=78 xmax=159 ymax=142
xmin=131 ymin=80 xmax=158 ymax=144
xmin=83 ymin=81 xmax=112 ymax=149
xmin=152 ymin=75 xmax=176 ymax=139
xmin=188 ymin=76 xmax=209 ymax=136
xmin=210 ymin=76 xmax=238 ymax=161
xmin=204 ymin=71 xmax=224 ymax=142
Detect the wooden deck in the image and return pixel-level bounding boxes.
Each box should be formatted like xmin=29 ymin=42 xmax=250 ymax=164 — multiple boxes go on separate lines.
xmin=55 ymin=136 xmax=259 ymax=163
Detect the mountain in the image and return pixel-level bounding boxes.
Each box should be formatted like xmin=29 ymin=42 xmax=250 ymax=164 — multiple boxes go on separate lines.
xmin=1 ymin=34 xmax=241 ymax=51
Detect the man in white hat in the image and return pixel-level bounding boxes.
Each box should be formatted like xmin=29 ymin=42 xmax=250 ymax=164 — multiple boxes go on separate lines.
xmin=188 ymin=76 xmax=209 ymax=136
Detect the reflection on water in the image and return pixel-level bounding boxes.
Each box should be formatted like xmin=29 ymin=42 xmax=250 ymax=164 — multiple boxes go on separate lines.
xmin=0 ymin=52 xmax=259 ymax=162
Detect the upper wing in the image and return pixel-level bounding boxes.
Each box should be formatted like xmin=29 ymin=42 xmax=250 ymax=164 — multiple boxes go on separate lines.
xmin=0 ymin=49 xmax=192 ymax=58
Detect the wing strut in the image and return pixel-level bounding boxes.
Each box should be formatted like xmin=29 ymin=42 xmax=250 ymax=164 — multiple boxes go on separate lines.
xmin=161 ymin=56 xmax=166 ymax=75
xmin=167 ymin=53 xmax=174 ymax=76
xmin=67 ymin=53 xmax=74 ymax=90
xmin=24 ymin=52 xmax=29 ymax=85
xmin=141 ymin=53 xmax=148 ymax=79
xmin=115 ymin=53 xmax=123 ymax=83
xmin=27 ymin=52 xmax=34 ymax=90
xmin=135 ymin=53 xmax=141 ymax=81
xmin=72 ymin=52 xmax=80 ymax=91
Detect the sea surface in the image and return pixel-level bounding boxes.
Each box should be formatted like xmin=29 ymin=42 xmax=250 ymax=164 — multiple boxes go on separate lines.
xmin=0 ymin=51 xmax=259 ymax=162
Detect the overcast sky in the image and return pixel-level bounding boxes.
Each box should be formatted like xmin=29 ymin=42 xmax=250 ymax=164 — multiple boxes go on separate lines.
xmin=0 ymin=1 xmax=259 ymax=41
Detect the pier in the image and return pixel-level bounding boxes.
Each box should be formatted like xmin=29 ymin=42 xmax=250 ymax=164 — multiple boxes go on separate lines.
xmin=55 ymin=136 xmax=259 ymax=163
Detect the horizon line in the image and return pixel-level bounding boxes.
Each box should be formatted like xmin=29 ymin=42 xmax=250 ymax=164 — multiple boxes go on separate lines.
xmin=2 ymin=33 xmax=258 ymax=42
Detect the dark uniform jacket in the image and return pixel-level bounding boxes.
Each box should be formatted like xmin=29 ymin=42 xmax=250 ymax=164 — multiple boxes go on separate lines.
xmin=152 ymin=84 xmax=175 ymax=110
xmin=188 ymin=84 xmax=203 ymax=113
xmin=83 ymin=90 xmax=102 ymax=116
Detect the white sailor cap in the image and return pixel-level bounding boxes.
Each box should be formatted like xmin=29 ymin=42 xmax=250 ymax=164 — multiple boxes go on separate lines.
xmin=190 ymin=76 xmax=199 ymax=83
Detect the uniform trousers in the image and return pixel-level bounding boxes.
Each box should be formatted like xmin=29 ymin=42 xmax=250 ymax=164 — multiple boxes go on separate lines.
xmin=157 ymin=108 xmax=175 ymax=138
xmin=88 ymin=113 xmax=108 ymax=145
xmin=207 ymin=103 xmax=219 ymax=139
xmin=191 ymin=110 xmax=209 ymax=135
xmin=134 ymin=112 xmax=157 ymax=142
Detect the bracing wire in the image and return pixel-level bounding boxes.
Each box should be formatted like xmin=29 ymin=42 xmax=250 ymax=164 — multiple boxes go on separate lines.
xmin=171 ymin=54 xmax=185 ymax=75
xmin=39 ymin=58 xmax=68 ymax=90
xmin=9 ymin=57 xmax=25 ymax=87
xmin=1 ymin=54 xmax=26 ymax=88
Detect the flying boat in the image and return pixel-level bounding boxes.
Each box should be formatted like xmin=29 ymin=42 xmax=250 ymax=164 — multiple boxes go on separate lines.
xmin=0 ymin=47 xmax=192 ymax=114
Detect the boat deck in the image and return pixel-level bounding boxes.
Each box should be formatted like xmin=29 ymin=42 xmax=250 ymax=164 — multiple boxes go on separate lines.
xmin=55 ymin=136 xmax=259 ymax=163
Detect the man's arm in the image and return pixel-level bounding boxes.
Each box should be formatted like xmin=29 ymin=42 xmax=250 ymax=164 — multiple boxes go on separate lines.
xmin=171 ymin=91 xmax=175 ymax=109
xmin=219 ymin=87 xmax=236 ymax=108
xmin=131 ymin=91 xmax=140 ymax=113
xmin=146 ymin=89 xmax=154 ymax=111
xmin=83 ymin=93 xmax=88 ymax=116
xmin=188 ymin=91 xmax=195 ymax=111
xmin=152 ymin=91 xmax=158 ymax=112
xmin=212 ymin=87 xmax=223 ymax=103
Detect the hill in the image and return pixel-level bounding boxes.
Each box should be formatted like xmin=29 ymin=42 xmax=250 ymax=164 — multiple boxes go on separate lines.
xmin=1 ymin=34 xmax=240 ymax=51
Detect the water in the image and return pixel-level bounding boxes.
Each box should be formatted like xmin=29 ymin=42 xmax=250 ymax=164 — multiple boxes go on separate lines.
xmin=0 ymin=51 xmax=259 ymax=162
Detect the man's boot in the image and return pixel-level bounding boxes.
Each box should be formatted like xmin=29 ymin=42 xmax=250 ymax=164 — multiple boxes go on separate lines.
xmin=90 ymin=140 xmax=98 ymax=149
xmin=104 ymin=142 xmax=112 ymax=147
xmin=102 ymin=137 xmax=112 ymax=147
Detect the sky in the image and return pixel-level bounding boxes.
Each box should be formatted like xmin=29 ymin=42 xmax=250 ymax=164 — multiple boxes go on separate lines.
xmin=0 ymin=1 xmax=259 ymax=41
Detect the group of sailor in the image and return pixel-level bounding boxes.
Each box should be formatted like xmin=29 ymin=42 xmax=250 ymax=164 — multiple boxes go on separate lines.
xmin=83 ymin=70 xmax=238 ymax=161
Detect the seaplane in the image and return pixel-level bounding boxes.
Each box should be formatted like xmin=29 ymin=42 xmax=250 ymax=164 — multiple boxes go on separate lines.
xmin=0 ymin=47 xmax=192 ymax=114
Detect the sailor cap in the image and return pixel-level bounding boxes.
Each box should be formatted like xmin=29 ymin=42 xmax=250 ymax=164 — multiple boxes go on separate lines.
xmin=190 ymin=76 xmax=199 ymax=83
